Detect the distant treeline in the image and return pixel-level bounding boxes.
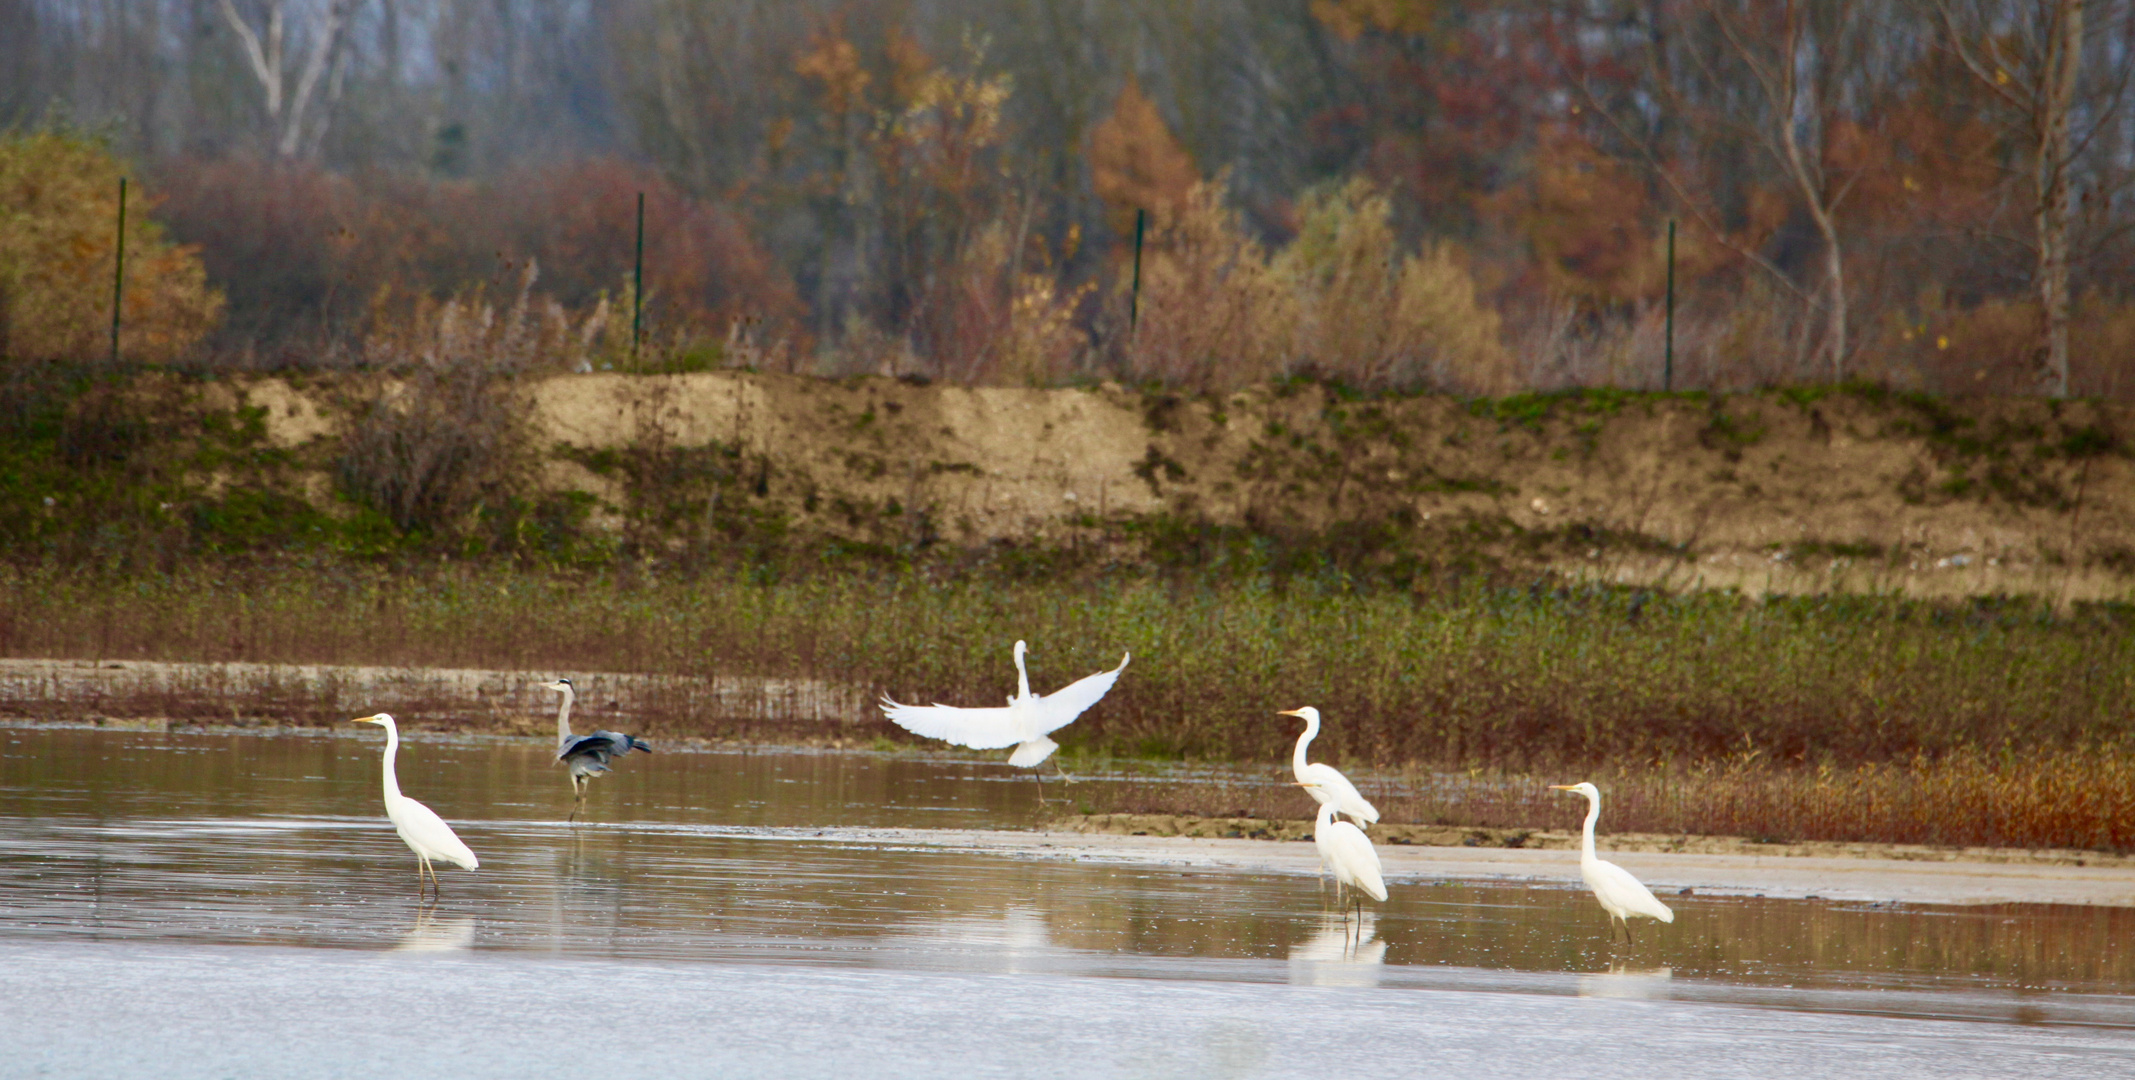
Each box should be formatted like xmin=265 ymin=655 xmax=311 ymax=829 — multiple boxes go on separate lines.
xmin=5 ymin=1 xmax=2135 ymax=397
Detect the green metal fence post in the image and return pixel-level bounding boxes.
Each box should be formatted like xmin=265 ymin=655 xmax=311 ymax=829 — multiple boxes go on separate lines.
xmin=632 ymin=191 xmax=645 ymax=363
xmin=1664 ymin=218 xmax=1676 ymax=392
xmin=111 ymin=176 xmax=127 ymax=364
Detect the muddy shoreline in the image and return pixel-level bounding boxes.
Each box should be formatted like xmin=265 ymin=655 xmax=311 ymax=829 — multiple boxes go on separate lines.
xmin=845 ymin=825 xmax=2135 ymax=908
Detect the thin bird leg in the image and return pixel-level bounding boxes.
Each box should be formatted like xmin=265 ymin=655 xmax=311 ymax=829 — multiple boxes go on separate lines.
xmin=1624 ymin=918 xmax=1636 ymax=946
xmin=1030 ymin=769 xmax=1046 ymax=806
xmin=1053 ymin=757 xmax=1079 ymax=784
xmin=569 ymin=775 xmax=586 ymax=823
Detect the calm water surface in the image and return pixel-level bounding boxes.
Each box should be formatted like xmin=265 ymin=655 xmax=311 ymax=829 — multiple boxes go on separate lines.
xmin=2 ymin=724 xmax=2130 ymax=1078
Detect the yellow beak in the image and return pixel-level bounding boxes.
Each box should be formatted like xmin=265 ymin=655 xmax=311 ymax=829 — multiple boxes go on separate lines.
xmin=351 ymin=714 xmax=383 ymax=725
xmin=1276 ymin=708 xmax=1306 ymax=718
xmin=1547 ymin=784 xmax=1575 ymax=791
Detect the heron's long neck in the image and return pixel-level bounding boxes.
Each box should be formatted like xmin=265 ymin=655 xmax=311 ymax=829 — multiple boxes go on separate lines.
xmin=1292 ymin=715 xmax=1319 ymax=780
xmin=1014 ymin=651 xmax=1032 ymax=701
xmin=1579 ymin=793 xmax=1600 ymax=862
xmin=1315 ymin=799 xmax=1337 ymax=831
xmin=380 ymin=725 xmax=404 ymax=802
xmin=555 ymin=687 xmax=575 ymax=746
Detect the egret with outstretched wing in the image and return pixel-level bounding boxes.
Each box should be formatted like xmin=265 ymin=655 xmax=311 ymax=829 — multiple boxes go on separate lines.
xmin=879 ymin=641 xmax=1129 ymax=790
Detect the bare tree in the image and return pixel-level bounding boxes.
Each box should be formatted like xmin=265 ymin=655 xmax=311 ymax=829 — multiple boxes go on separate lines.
xmin=215 ymin=0 xmax=355 ymax=158
xmin=1936 ymin=0 xmax=2089 ymax=398
xmin=1696 ymin=0 xmax=1875 ymax=380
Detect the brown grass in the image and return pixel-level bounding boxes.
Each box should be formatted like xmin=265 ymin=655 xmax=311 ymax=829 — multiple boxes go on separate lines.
xmin=3 ymin=562 xmax=2133 ymax=850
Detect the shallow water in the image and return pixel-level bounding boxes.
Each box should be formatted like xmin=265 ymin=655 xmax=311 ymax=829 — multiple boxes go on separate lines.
xmin=2 ymin=724 xmax=2131 ymax=1077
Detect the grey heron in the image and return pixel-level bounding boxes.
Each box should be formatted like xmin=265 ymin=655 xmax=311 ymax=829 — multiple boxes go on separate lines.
xmin=546 ymin=677 xmax=653 ymax=821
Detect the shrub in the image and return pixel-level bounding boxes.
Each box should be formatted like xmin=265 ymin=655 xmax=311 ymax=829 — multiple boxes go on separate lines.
xmin=0 ymin=131 xmax=222 ymax=362
xmin=1122 ymin=175 xmax=1296 ymax=391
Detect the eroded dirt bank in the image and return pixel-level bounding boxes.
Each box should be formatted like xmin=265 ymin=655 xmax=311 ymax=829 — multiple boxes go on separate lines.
xmin=215 ymin=372 xmax=2135 ymax=598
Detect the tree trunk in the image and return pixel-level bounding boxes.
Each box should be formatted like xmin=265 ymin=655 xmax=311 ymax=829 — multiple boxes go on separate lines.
xmin=2036 ymin=0 xmax=2084 ymax=399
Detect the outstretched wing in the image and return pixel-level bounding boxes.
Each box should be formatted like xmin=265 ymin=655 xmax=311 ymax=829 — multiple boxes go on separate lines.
xmin=586 ymin=731 xmax=647 ymax=758
xmin=558 ymin=733 xmax=619 ymax=764
xmin=879 ymin=695 xmax=1025 ymax=750
xmin=1033 ymin=651 xmax=1130 ymax=735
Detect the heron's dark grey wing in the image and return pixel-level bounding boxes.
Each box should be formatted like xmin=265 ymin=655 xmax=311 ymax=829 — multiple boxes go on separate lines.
xmin=587 ymin=731 xmax=646 ymax=758
xmin=628 ymin=736 xmax=653 ymax=754
xmin=558 ymin=734 xmax=621 ymax=764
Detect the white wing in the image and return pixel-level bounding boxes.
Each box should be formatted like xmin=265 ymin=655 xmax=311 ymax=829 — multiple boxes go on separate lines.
xmin=389 ymin=796 xmax=479 ymax=870
xmin=1032 ymin=652 xmax=1130 ymax=735
xmin=1316 ymin=819 xmax=1388 ymax=902
xmin=1299 ymin=762 xmax=1380 ymax=824
xmin=879 ymin=695 xmax=1026 ymax=750
xmin=1588 ymin=858 xmax=1674 ymax=923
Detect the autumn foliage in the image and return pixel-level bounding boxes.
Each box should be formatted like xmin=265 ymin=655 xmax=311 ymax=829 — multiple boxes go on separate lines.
xmin=0 ymin=132 xmax=222 ymax=363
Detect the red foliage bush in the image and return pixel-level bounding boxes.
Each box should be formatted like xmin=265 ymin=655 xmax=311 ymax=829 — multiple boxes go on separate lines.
xmin=152 ymin=156 xmax=804 ymax=363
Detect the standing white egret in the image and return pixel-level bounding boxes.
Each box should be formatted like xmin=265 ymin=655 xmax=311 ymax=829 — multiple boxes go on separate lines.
xmin=1278 ymin=707 xmax=1379 ymax=825
xmin=1550 ymin=782 xmax=1674 ymax=942
xmin=546 ymin=677 xmax=653 ymax=822
xmin=878 ymin=641 xmax=1129 ymax=795
xmin=352 ymin=713 xmax=479 ymax=901
xmin=1305 ymin=791 xmax=1387 ymax=935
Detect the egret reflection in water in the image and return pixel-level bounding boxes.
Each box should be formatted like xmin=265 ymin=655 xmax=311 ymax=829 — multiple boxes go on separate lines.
xmin=1577 ymin=964 xmax=1675 ymax=1001
xmin=395 ymin=910 xmax=476 ymax=953
xmin=1288 ymin=911 xmax=1387 ymax=987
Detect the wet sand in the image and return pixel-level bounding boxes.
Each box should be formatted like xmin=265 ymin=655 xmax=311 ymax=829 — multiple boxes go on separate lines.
xmin=845 ymin=825 xmax=2135 ymax=908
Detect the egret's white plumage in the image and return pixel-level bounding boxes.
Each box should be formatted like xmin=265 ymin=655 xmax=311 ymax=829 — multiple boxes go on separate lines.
xmin=1279 ymin=707 xmax=1379 ymax=825
xmin=1551 ymin=782 xmax=1673 ymax=941
xmin=353 ymin=713 xmax=478 ymax=900
xmin=879 ymin=641 xmax=1129 ymax=773
xmin=1309 ymin=796 xmax=1387 ymax=905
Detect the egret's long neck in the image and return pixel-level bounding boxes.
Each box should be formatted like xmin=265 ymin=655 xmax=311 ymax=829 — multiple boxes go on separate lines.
xmin=1292 ymin=714 xmax=1319 ymax=781
xmin=1014 ymin=649 xmax=1032 ymax=701
xmin=1315 ymin=799 xmax=1337 ymax=831
xmin=555 ymin=686 xmax=575 ymax=746
xmin=1579 ymin=791 xmax=1600 ymax=862
xmin=380 ymin=724 xmax=404 ymax=802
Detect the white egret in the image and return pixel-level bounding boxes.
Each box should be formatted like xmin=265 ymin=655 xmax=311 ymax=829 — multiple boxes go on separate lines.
xmin=353 ymin=713 xmax=479 ymax=901
xmin=1550 ymin=782 xmax=1674 ymax=942
xmin=1278 ymin=707 xmax=1379 ymax=825
xmin=1305 ymin=788 xmax=1387 ymax=930
xmin=878 ymin=641 xmax=1129 ymax=795
xmin=546 ymin=677 xmax=653 ymax=821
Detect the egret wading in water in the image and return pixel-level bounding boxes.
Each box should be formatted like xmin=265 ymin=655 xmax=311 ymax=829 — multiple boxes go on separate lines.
xmin=1550 ymin=782 xmax=1674 ymax=943
xmin=1305 ymin=787 xmax=1387 ymax=943
xmin=352 ymin=713 xmax=478 ymax=902
xmin=547 ymin=677 xmax=653 ymax=822
xmin=1278 ymin=707 xmax=1379 ymax=826
xmin=878 ymin=641 xmax=1129 ymax=800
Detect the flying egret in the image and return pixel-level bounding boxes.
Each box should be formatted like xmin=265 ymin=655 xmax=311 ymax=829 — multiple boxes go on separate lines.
xmin=1278 ymin=707 xmax=1379 ymax=826
xmin=546 ymin=677 xmax=654 ymax=821
xmin=352 ymin=713 xmax=479 ymax=901
xmin=878 ymin=641 xmax=1129 ymax=796
xmin=1550 ymin=782 xmax=1674 ymax=942
xmin=1305 ymin=792 xmax=1387 ymax=936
